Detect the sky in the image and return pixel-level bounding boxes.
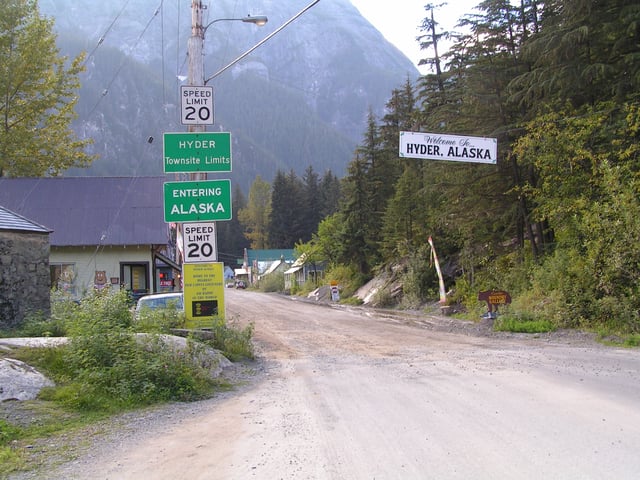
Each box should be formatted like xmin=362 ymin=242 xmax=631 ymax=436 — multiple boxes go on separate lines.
xmin=349 ymin=0 xmax=479 ymax=74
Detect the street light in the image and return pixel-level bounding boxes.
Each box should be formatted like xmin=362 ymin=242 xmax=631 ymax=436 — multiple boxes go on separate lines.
xmin=204 ymin=15 xmax=268 ymax=32
xmin=187 ymin=2 xmax=267 ymax=155
xmin=188 ymin=6 xmax=267 ymax=91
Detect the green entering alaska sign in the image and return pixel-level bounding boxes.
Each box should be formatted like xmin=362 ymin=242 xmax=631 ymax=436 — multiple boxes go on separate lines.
xmin=164 ymin=132 xmax=231 ymax=173
xmin=163 ymin=180 xmax=232 ymax=222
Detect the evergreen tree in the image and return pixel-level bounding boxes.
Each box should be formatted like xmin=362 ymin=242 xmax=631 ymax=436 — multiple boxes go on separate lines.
xmin=417 ymin=3 xmax=450 ymax=92
xmin=268 ymin=170 xmax=305 ymax=248
xmin=238 ymin=176 xmax=271 ymax=250
xmin=0 ymin=0 xmax=94 ymax=176
xmin=355 ymin=109 xmax=388 ymax=263
xmin=301 ymin=165 xmax=322 ymax=243
xmin=381 ymin=162 xmax=428 ymax=258
xmin=319 ymin=170 xmax=342 ymax=218
xmin=340 ymin=153 xmax=375 ymax=274
xmin=510 ymin=0 xmax=640 ymax=109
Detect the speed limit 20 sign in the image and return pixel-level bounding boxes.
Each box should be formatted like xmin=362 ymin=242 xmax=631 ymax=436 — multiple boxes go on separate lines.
xmin=183 ymin=222 xmax=217 ymax=263
xmin=180 ymin=86 xmax=214 ymax=125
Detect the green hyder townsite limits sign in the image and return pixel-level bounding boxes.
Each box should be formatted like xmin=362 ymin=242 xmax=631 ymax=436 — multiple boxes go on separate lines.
xmin=163 ymin=132 xmax=232 ymax=173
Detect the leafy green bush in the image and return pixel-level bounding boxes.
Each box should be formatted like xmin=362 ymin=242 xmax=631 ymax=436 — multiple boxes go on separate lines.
xmin=325 ymin=264 xmax=367 ymax=299
xmin=39 ymin=334 xmax=218 ymax=411
xmin=401 ymin=246 xmax=439 ymax=307
xmin=12 ymin=289 xmax=218 ymax=411
xmin=4 ymin=286 xmax=256 ymax=415
xmin=259 ymin=272 xmax=284 ymax=292
xmin=66 ymin=288 xmax=133 ymax=337
xmin=10 ymin=311 xmax=66 ymax=338
xmin=4 ymin=290 xmax=78 ymax=338
xmin=133 ymin=304 xmax=186 ymax=333
xmin=205 ymin=319 xmax=255 ymax=361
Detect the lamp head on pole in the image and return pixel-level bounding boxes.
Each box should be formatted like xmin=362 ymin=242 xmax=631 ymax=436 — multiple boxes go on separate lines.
xmin=204 ymin=15 xmax=268 ymax=32
xmin=242 ymin=15 xmax=268 ymax=26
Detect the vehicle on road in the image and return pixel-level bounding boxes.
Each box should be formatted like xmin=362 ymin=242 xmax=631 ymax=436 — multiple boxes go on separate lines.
xmin=135 ymin=292 xmax=183 ymax=317
xmin=235 ymin=280 xmax=246 ymax=289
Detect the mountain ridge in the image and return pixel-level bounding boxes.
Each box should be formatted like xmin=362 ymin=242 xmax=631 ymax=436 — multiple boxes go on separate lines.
xmin=41 ymin=0 xmax=420 ymax=191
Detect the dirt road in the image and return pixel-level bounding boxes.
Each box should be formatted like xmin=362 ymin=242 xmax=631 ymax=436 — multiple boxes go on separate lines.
xmin=45 ymin=289 xmax=640 ymax=479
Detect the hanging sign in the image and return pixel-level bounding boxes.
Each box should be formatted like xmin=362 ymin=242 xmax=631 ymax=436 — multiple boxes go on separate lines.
xmin=399 ymin=131 xmax=497 ymax=164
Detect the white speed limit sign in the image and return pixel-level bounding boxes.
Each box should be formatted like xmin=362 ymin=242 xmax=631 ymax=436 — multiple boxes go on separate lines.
xmin=180 ymin=86 xmax=214 ymax=125
xmin=182 ymin=222 xmax=217 ymax=263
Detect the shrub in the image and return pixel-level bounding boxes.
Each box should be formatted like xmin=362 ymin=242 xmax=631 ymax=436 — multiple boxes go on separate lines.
xmin=17 ymin=289 xmax=219 ymax=411
xmin=259 ymin=272 xmax=284 ymax=292
xmin=325 ymin=264 xmax=368 ymax=299
xmin=133 ymin=305 xmax=186 ymax=333
xmin=205 ymin=319 xmax=254 ymax=361
xmin=371 ymin=288 xmax=394 ymax=308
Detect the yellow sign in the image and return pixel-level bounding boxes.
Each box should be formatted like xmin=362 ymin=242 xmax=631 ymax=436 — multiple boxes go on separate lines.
xmin=182 ymin=262 xmax=225 ymax=328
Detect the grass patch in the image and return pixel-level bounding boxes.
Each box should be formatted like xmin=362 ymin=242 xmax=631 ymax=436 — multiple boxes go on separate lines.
xmin=204 ymin=319 xmax=254 ymax=362
xmin=0 ymin=419 xmax=26 ymax=475
xmin=624 ymin=334 xmax=640 ymax=347
xmin=0 ymin=400 xmax=106 ymax=477
xmin=493 ymin=314 xmax=556 ymax=334
xmin=595 ymin=332 xmax=640 ymax=348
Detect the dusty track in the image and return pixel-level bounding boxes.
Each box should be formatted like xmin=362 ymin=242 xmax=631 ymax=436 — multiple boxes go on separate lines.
xmin=26 ymin=289 xmax=640 ymax=479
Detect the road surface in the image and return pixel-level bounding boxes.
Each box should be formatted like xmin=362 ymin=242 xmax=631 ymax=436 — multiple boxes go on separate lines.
xmin=46 ymin=289 xmax=640 ymax=479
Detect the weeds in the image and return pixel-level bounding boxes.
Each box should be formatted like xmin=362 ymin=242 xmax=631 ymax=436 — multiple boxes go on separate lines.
xmin=493 ymin=313 xmax=556 ymax=334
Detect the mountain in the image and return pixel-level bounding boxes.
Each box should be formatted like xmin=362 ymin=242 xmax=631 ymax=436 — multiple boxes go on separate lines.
xmin=39 ymin=0 xmax=420 ymax=191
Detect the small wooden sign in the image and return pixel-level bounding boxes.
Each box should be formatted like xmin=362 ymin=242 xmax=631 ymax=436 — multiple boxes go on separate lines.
xmin=478 ymin=290 xmax=511 ymax=314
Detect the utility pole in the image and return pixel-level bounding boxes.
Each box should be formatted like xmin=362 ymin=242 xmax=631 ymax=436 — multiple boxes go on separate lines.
xmin=188 ymin=0 xmax=205 ymax=182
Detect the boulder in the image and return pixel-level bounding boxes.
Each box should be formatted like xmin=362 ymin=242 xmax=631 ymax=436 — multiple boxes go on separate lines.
xmin=0 ymin=358 xmax=54 ymax=402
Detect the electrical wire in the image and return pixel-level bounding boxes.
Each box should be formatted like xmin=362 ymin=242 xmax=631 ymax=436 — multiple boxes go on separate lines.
xmin=160 ymin=0 xmax=166 ymax=105
xmin=82 ymin=0 xmax=132 ymax=67
xmin=86 ymin=2 xmax=163 ymax=117
xmin=175 ymin=0 xmax=182 ymax=89
xmin=206 ymin=0 xmax=321 ymax=83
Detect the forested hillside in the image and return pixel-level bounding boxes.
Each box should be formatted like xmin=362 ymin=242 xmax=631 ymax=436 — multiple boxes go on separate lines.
xmin=256 ymin=0 xmax=640 ymax=334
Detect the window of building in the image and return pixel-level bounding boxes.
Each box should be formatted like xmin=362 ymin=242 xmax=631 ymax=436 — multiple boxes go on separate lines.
xmin=50 ymin=263 xmax=76 ymax=294
xmin=121 ymin=262 xmax=149 ymax=302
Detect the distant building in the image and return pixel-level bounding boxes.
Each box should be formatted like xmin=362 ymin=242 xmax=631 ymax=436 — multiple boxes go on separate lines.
xmin=284 ymin=253 xmax=326 ymax=291
xmin=0 ymin=206 xmax=52 ymax=329
xmin=243 ymin=249 xmax=296 ymax=285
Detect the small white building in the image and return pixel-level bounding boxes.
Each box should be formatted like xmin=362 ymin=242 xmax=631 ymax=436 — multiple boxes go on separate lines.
xmin=0 ymin=177 xmax=180 ymax=302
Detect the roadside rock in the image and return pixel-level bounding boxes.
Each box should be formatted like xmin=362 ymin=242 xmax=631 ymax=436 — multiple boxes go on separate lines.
xmin=151 ymin=334 xmax=233 ymax=378
xmin=0 ymin=358 xmax=54 ymax=402
xmin=307 ymin=285 xmax=332 ymax=302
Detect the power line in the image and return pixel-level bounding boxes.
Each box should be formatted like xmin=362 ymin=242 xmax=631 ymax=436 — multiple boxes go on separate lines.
xmin=86 ymin=2 xmax=163 ymax=117
xmin=160 ymin=0 xmax=166 ymax=105
xmin=82 ymin=0 xmax=132 ymax=67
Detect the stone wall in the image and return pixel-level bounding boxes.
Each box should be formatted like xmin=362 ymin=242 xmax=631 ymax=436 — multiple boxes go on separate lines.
xmin=0 ymin=231 xmax=51 ymax=329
